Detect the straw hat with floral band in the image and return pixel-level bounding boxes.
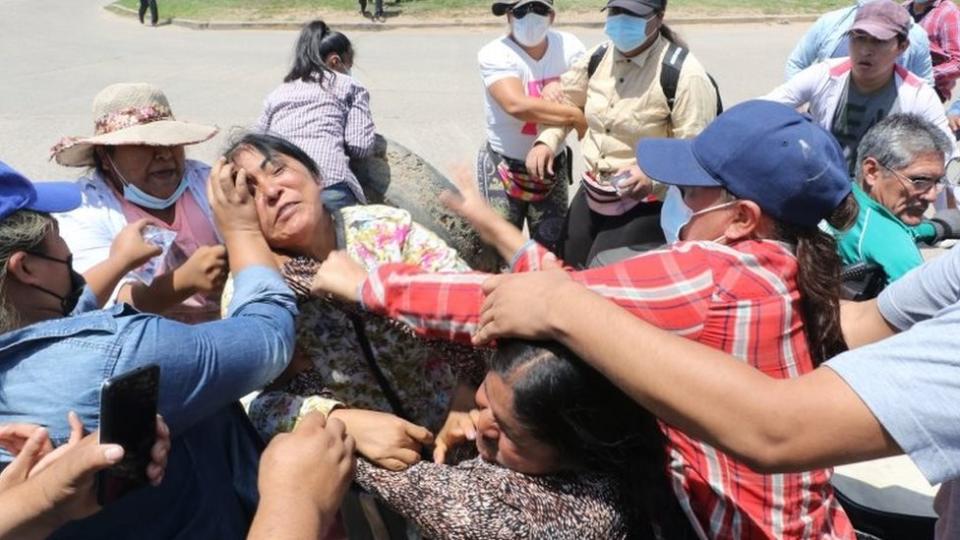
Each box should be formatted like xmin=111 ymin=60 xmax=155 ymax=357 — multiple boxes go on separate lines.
xmin=50 ymin=83 xmax=218 ymax=210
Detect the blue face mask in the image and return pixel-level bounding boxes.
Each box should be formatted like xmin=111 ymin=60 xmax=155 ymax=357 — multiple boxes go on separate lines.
xmin=660 ymin=186 xmax=738 ymax=243
xmin=604 ymin=14 xmax=654 ymax=54
xmin=106 ymin=154 xmax=188 ymax=210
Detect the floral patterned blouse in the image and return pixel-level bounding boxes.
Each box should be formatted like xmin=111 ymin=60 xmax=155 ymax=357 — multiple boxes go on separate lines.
xmin=355 ymin=457 xmax=631 ymax=539
xmin=227 ymin=205 xmax=489 ymax=439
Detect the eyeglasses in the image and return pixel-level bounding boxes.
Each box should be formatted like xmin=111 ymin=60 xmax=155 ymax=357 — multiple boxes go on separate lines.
xmin=511 ymin=2 xmax=552 ymax=18
xmin=880 ymin=162 xmax=944 ymax=194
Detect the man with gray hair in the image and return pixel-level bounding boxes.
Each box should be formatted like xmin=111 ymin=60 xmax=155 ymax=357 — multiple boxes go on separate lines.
xmin=835 ymin=113 xmax=960 ymax=284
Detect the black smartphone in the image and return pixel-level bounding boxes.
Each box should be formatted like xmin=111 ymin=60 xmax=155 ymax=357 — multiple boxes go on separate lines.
xmin=97 ymin=364 xmax=160 ymax=506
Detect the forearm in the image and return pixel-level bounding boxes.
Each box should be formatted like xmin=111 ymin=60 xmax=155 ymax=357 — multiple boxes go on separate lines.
xmin=546 ymin=281 xmax=896 ymax=472
xmin=360 ymin=264 xmax=488 ymax=344
xmin=224 ymin=230 xmax=276 ymax=274
xmin=82 ymin=257 xmax=138 ymax=307
xmin=117 ymin=271 xmax=195 ymax=313
xmin=0 ymin=482 xmax=67 ymax=540
xmin=248 ymin=497 xmax=326 ymax=540
xmin=506 ymin=98 xmax=583 ymax=127
xmin=840 ymin=299 xmax=898 ymax=349
xmin=467 ymin=206 xmax=527 ymax=262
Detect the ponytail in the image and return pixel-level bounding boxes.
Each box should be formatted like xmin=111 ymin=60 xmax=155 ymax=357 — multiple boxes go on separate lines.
xmin=284 ymin=19 xmax=353 ymax=86
xmin=776 ymin=194 xmax=860 ymax=365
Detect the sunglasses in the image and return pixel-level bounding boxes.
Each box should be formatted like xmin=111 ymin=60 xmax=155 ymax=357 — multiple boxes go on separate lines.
xmin=511 ymin=2 xmax=552 ymax=18
xmin=880 ymin=162 xmax=944 ymax=194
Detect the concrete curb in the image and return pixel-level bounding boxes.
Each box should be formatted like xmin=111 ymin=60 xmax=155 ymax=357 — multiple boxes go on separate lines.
xmin=104 ymin=3 xmax=817 ymax=31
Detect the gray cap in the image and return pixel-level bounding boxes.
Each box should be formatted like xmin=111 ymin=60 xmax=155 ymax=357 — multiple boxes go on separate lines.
xmin=492 ymin=0 xmax=553 ymax=16
xmin=602 ymin=0 xmax=665 ymax=16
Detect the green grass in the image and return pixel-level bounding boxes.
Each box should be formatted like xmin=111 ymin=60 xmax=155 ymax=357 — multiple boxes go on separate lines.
xmin=115 ymin=0 xmax=851 ymax=20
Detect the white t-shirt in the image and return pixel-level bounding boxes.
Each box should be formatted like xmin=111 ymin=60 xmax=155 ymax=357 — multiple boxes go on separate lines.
xmin=479 ymin=30 xmax=585 ymax=160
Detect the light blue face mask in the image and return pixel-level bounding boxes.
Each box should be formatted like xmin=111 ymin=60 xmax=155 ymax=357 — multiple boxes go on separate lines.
xmin=107 ymin=154 xmax=188 ymax=210
xmin=604 ymin=14 xmax=654 ymax=54
xmin=660 ymin=185 xmax=738 ymax=243
xmin=660 ymin=186 xmax=692 ymax=243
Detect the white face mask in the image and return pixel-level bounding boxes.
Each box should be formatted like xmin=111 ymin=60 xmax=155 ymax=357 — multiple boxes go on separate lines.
xmin=659 ymin=186 xmax=737 ymax=243
xmin=512 ymin=13 xmax=550 ymax=48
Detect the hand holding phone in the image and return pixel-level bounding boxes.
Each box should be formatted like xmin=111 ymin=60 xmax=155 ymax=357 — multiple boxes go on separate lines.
xmin=97 ymin=364 xmax=160 ymax=505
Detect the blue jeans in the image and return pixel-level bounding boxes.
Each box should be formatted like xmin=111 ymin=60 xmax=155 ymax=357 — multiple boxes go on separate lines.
xmin=322 ymin=182 xmax=362 ymax=211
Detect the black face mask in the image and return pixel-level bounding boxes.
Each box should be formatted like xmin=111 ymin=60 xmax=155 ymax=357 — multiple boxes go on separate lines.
xmin=25 ymin=251 xmax=86 ymax=316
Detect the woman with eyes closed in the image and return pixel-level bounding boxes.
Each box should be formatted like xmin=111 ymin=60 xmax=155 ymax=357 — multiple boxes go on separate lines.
xmin=218 ymin=132 xmax=488 ymax=475
xmin=352 ymin=339 xmax=695 ymax=540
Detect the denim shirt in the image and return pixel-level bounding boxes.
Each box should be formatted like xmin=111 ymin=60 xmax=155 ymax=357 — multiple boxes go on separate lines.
xmin=784 ymin=1 xmax=934 ymax=86
xmin=0 ymin=265 xmax=297 ymax=538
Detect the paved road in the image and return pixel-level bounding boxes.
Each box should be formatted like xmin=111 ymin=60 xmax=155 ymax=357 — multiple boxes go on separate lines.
xmin=1 ymin=0 xmax=809 ymax=180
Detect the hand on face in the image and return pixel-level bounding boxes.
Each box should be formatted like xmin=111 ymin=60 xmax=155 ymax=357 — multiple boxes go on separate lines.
xmin=206 ymin=158 xmax=263 ymax=239
xmin=433 ymin=409 xmax=481 ymax=464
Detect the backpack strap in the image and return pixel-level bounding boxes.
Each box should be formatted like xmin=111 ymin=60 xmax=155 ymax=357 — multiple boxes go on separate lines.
xmin=659 ymin=42 xmax=723 ymax=116
xmin=660 ymin=41 xmax=688 ymax=113
xmin=587 ymin=44 xmax=609 ymax=79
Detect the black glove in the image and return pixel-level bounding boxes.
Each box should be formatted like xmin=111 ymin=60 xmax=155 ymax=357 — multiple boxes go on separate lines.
xmin=929 ymin=208 xmax=960 ymax=242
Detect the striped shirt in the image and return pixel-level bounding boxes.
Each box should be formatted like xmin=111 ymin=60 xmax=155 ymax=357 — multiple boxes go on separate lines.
xmin=256 ymin=71 xmax=376 ymax=203
xmin=359 ymin=240 xmax=855 ymax=540
xmin=907 ymin=0 xmax=960 ymax=101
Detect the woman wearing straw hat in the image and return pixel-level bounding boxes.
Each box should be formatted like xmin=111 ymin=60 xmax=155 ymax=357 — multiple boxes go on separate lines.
xmin=51 ymin=82 xmax=225 ymax=324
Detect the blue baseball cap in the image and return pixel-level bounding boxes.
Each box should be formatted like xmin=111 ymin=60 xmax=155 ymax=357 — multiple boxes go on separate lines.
xmin=0 ymin=161 xmax=81 ymax=221
xmin=636 ymin=100 xmax=851 ymax=228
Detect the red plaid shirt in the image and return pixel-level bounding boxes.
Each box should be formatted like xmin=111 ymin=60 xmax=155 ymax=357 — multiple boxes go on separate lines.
xmin=360 ymin=240 xmax=854 ymax=540
xmin=908 ymin=0 xmax=960 ymax=100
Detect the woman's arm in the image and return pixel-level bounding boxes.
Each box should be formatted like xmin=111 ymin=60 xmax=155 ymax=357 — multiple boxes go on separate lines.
xmin=355 ymin=458 xmax=517 ymax=539
xmin=81 ymin=219 xmax=160 ymax=307
xmin=487 ymin=78 xmax=586 ymax=135
xmin=438 ymin=166 xmax=528 ymax=263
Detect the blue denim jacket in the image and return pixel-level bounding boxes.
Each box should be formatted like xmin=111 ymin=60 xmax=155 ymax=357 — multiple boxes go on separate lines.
xmin=784 ymin=1 xmax=934 ymax=86
xmin=0 ymin=266 xmax=297 ymax=538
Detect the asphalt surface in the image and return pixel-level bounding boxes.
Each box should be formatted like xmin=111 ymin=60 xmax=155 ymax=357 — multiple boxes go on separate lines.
xmin=2 ymin=0 xmax=808 ymax=180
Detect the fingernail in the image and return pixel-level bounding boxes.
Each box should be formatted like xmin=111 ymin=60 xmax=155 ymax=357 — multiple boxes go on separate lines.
xmin=104 ymin=445 xmax=124 ymax=461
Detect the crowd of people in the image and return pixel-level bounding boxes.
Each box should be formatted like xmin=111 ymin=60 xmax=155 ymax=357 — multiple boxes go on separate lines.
xmin=5 ymin=0 xmax=960 ymax=538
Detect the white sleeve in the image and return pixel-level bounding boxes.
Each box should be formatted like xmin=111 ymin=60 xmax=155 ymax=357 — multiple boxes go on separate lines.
xmin=56 ymin=206 xmax=117 ymax=275
xmin=762 ymin=62 xmax=826 ymax=108
xmin=917 ymin=85 xmax=959 ymax=159
xmin=479 ymin=42 xmax=522 ymax=87
xmin=564 ymin=33 xmax=587 ymax=66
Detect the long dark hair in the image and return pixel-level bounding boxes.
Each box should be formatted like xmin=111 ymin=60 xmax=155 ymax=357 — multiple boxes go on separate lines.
xmin=223 ymin=132 xmax=322 ymax=182
xmin=490 ymin=340 xmax=692 ymax=539
xmin=775 ymin=194 xmax=860 ymax=365
xmin=284 ymin=20 xmax=352 ymax=86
